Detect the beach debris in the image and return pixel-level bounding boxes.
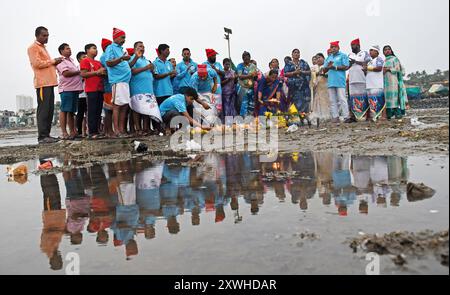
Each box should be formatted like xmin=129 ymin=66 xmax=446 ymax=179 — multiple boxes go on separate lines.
xmin=6 ymin=164 xmax=28 ymax=184
xmin=411 ymin=116 xmax=426 ymax=128
xmin=348 ymin=230 xmax=449 ymax=267
xmin=38 ymin=160 xmax=54 ymax=171
xmin=286 ymin=125 xmax=299 ymax=133
xmin=6 ymin=164 xmax=28 ymax=177
xmin=391 ymin=254 xmax=408 ymax=266
xmin=407 ymin=182 xmax=436 ymax=202
xmin=185 ymin=140 xmax=202 ymax=151
xmin=133 ymin=141 xmax=148 ymax=153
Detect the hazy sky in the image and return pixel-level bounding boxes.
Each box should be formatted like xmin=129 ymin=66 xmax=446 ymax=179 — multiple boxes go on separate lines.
xmin=0 ymin=0 xmax=448 ymax=110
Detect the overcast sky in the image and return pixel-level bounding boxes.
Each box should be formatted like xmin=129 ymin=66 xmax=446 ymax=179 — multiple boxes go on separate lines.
xmin=0 ymin=0 xmax=448 ymax=110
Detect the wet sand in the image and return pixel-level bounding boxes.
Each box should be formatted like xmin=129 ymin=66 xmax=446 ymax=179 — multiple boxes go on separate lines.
xmin=0 ymin=107 xmax=448 ymax=168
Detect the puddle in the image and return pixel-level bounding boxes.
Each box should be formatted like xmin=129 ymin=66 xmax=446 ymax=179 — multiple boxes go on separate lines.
xmin=0 ymin=152 xmax=448 ymax=275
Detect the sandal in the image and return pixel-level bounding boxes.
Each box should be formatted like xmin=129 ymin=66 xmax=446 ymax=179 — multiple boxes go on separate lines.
xmin=89 ymin=134 xmax=106 ymax=140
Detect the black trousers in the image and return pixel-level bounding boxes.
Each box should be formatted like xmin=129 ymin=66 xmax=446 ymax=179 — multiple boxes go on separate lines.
xmin=40 ymin=174 xmax=62 ymax=211
xmin=36 ymin=87 xmax=55 ymax=141
xmin=76 ymin=97 xmax=87 ymax=135
xmin=162 ymin=105 xmax=194 ymax=128
xmin=87 ymin=92 xmax=104 ymax=135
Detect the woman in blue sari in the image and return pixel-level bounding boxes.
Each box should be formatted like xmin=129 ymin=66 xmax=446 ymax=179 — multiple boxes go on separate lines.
xmin=236 ymin=51 xmax=258 ymax=117
xmin=284 ymin=49 xmax=312 ymax=125
xmin=258 ymin=70 xmax=281 ymax=116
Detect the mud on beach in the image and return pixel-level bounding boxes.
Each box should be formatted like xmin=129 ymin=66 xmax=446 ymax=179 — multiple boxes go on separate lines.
xmin=0 ymin=105 xmax=448 ymax=167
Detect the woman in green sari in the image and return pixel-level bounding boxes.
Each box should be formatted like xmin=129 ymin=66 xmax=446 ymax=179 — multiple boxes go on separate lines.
xmin=383 ymin=45 xmax=408 ymax=120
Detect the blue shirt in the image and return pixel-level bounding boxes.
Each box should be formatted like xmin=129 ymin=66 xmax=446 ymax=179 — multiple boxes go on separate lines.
xmin=129 ymin=55 xmax=154 ymax=96
xmin=159 ymin=94 xmax=187 ymax=116
xmin=203 ymin=62 xmax=224 ymax=94
xmin=104 ymin=43 xmax=132 ymax=84
xmin=190 ymin=69 xmax=218 ymax=94
xmin=324 ymin=51 xmax=350 ymax=88
xmin=100 ymin=53 xmax=112 ymax=93
xmin=176 ymin=60 xmax=198 ymax=91
xmin=153 ymin=57 xmax=174 ymax=97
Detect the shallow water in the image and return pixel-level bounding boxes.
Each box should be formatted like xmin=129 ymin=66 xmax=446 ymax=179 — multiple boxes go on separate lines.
xmin=0 ymin=152 xmax=448 ymax=275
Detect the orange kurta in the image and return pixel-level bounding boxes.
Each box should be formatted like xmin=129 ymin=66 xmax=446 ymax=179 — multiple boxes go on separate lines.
xmin=27 ymin=41 xmax=58 ymax=89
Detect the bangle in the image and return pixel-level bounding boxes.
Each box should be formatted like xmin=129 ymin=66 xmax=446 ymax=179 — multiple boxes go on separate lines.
xmin=334 ymin=66 xmax=338 ymax=71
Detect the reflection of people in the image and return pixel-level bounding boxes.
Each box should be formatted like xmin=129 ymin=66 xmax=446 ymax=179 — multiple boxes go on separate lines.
xmin=359 ymin=200 xmax=369 ymax=215
xmin=87 ymin=165 xmax=116 ymax=245
xmin=160 ymin=164 xmax=190 ymax=233
xmin=352 ymin=156 xmax=371 ymax=194
xmin=136 ymin=162 xmax=164 ymax=240
xmin=388 ymin=156 xmax=408 ymax=205
xmin=332 ymin=154 xmax=356 ymax=216
xmin=64 ymin=169 xmax=90 ymax=245
xmin=273 ymin=181 xmax=286 ymax=203
xmin=289 ymin=152 xmax=316 ymax=210
xmin=215 ymin=204 xmax=226 ymax=223
xmin=112 ymin=161 xmax=140 ymax=259
xmin=390 ymin=192 xmax=401 ymax=207
xmin=40 ymin=174 xmax=66 ymax=271
xmin=126 ymin=239 xmax=138 ymax=260
xmin=167 ymin=216 xmax=180 ymax=235
xmin=315 ymin=153 xmax=333 ymax=206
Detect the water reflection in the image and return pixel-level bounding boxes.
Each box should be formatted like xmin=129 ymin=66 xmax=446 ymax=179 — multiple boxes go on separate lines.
xmin=36 ymin=153 xmax=415 ymax=266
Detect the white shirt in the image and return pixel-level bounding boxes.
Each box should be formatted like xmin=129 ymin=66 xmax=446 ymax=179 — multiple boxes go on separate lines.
xmin=348 ymin=51 xmax=370 ymax=84
xmin=366 ymin=56 xmax=385 ymax=90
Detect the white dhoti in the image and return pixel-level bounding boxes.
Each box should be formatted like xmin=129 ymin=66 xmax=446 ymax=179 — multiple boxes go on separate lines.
xmin=130 ymin=93 xmax=162 ymax=122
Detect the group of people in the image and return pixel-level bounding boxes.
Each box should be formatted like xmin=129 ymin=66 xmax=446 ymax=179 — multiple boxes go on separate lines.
xmin=38 ymin=152 xmax=410 ymax=267
xmin=28 ymin=26 xmax=408 ymax=144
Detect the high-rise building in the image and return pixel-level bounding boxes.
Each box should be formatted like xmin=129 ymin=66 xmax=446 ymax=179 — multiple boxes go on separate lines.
xmin=16 ymin=95 xmax=33 ymax=112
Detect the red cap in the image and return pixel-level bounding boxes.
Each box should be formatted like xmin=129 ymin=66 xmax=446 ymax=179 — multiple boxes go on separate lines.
xmin=198 ymin=64 xmax=208 ymax=77
xmin=126 ymin=48 xmax=135 ymax=56
xmin=101 ymin=38 xmax=112 ymax=51
xmin=206 ymin=48 xmax=218 ymax=58
xmin=330 ymin=41 xmax=340 ymax=48
xmin=155 ymin=48 xmax=160 ymax=56
xmin=351 ymin=38 xmax=361 ymax=46
xmin=113 ymin=28 xmax=126 ymax=40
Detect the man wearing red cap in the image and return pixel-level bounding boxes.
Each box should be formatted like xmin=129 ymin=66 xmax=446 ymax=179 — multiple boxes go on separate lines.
xmin=190 ymin=64 xmax=220 ymax=125
xmin=128 ymin=41 xmax=163 ymax=136
xmin=348 ymin=38 xmax=371 ymax=122
xmin=323 ymin=41 xmax=351 ymax=124
xmin=105 ymin=28 xmax=132 ymax=137
xmin=99 ymin=39 xmax=115 ymax=137
xmin=203 ymin=49 xmax=224 ymax=116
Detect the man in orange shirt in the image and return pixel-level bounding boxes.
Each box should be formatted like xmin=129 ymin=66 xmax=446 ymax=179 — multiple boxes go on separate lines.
xmin=27 ymin=27 xmax=63 ymax=144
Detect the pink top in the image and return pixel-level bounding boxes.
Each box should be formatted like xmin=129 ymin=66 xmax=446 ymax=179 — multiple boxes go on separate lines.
xmin=56 ymin=57 xmax=83 ymax=93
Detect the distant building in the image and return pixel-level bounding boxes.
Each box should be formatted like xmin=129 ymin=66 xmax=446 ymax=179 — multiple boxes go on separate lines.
xmin=0 ymin=110 xmax=15 ymax=128
xmin=16 ymin=95 xmax=33 ymax=112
